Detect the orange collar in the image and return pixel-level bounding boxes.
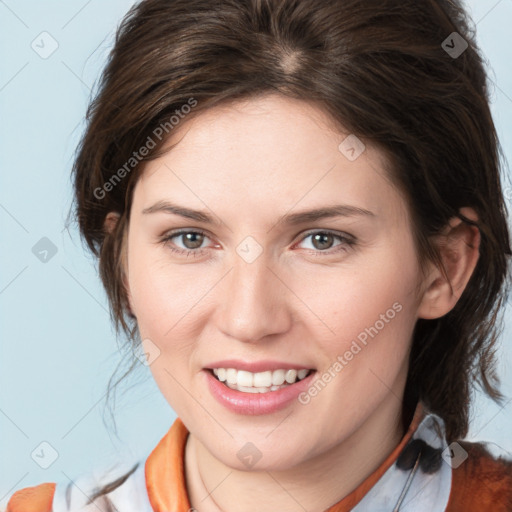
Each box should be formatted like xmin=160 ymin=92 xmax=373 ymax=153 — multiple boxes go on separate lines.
xmin=145 ymin=403 xmax=425 ymax=511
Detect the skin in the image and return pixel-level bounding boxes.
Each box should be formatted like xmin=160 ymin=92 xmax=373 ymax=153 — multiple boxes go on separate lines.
xmin=106 ymin=93 xmax=480 ymax=512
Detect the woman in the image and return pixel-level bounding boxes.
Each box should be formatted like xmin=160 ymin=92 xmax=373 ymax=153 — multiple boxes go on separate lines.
xmin=6 ymin=0 xmax=512 ymax=510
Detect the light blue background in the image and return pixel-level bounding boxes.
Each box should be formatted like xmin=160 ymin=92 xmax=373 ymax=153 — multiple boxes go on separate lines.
xmin=1 ymin=0 xmax=511 ymax=505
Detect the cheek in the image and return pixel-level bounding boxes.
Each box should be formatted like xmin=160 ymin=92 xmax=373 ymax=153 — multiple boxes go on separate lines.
xmin=299 ymin=246 xmax=419 ymax=343
xmin=326 ymin=258 xmax=419 ymax=398
xmin=128 ymin=243 xmax=199 ymax=337
xmin=128 ymin=249 xmax=202 ymax=411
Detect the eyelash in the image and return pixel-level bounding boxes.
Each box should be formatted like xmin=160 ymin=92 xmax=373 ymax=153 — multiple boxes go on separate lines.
xmin=159 ymin=229 xmax=356 ymax=258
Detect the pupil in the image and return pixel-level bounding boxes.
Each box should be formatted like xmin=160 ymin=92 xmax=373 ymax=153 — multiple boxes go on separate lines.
xmin=313 ymin=233 xmax=332 ymax=250
xmin=184 ymin=233 xmax=203 ymax=249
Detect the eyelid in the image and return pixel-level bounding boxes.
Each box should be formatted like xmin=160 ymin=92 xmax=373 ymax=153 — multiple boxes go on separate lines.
xmin=295 ymin=228 xmax=356 ymax=245
xmin=160 ymin=228 xmax=214 ymax=249
xmin=159 ymin=227 xmax=356 ymax=257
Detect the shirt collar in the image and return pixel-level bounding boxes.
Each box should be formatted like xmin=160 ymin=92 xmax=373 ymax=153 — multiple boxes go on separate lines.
xmin=144 ymin=402 xmax=452 ymax=511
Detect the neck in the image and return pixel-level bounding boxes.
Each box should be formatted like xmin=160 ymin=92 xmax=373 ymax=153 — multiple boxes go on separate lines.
xmin=184 ymin=393 xmax=408 ymax=512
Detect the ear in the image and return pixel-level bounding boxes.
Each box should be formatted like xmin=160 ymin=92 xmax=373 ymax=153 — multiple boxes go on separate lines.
xmin=103 ymin=211 xmax=137 ymax=319
xmin=103 ymin=211 xmax=121 ymax=234
xmin=417 ymin=207 xmax=480 ymax=320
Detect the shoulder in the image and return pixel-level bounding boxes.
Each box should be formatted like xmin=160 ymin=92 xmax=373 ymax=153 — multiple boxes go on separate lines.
xmin=4 ymin=461 xmax=148 ymax=512
xmin=4 ymin=483 xmax=55 ymax=512
xmin=446 ymin=439 xmax=512 ymax=512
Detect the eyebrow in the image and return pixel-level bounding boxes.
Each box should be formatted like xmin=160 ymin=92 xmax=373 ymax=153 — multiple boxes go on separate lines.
xmin=141 ymin=200 xmax=375 ymax=226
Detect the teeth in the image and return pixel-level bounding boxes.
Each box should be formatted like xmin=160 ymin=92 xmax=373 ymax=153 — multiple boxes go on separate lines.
xmin=211 ymin=367 xmax=311 ymax=393
xmin=254 ymin=371 xmax=272 ymax=387
xmin=237 ymin=370 xmax=253 ymax=387
xmin=226 ymin=368 xmax=238 ymax=384
xmin=237 ymin=385 xmax=260 ymax=393
xmin=297 ymin=369 xmax=309 ymax=380
xmin=285 ymin=369 xmax=297 ymax=384
xmin=272 ymin=369 xmax=286 ymax=386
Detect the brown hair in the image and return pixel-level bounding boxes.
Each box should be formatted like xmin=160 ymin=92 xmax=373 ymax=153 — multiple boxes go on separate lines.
xmin=67 ymin=0 xmax=511 ymax=456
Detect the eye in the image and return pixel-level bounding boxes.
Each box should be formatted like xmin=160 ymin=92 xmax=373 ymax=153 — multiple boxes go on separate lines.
xmin=158 ymin=228 xmax=356 ymax=258
xmin=295 ymin=230 xmax=356 ymax=254
xmin=159 ymin=229 xmax=212 ymax=257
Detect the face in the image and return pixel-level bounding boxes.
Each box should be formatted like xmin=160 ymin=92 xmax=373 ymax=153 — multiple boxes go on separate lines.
xmin=124 ymin=93 xmax=427 ymax=471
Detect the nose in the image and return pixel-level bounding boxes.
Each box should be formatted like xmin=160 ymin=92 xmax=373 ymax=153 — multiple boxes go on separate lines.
xmin=215 ymin=255 xmax=293 ymax=344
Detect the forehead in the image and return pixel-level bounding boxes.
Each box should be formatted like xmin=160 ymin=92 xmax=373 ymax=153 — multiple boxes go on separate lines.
xmin=132 ymin=94 xmax=409 ymax=227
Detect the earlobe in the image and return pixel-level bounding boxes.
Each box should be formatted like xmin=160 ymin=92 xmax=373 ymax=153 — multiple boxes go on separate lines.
xmin=417 ymin=207 xmax=480 ymax=320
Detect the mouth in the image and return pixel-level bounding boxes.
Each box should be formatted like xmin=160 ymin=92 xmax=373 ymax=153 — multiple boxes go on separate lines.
xmin=207 ymin=367 xmax=314 ymax=394
xmin=204 ymin=362 xmax=317 ymax=415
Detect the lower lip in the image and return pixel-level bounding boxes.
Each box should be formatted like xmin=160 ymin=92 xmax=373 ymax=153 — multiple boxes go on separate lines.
xmin=204 ymin=370 xmax=316 ymax=415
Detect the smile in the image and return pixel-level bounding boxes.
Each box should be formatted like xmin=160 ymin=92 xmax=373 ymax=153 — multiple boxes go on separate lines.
xmin=204 ymin=363 xmax=317 ymax=415
xmin=211 ymin=368 xmax=311 ymax=393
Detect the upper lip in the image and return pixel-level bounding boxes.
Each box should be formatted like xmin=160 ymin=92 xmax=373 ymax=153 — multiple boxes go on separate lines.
xmin=205 ymin=359 xmax=314 ymax=373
